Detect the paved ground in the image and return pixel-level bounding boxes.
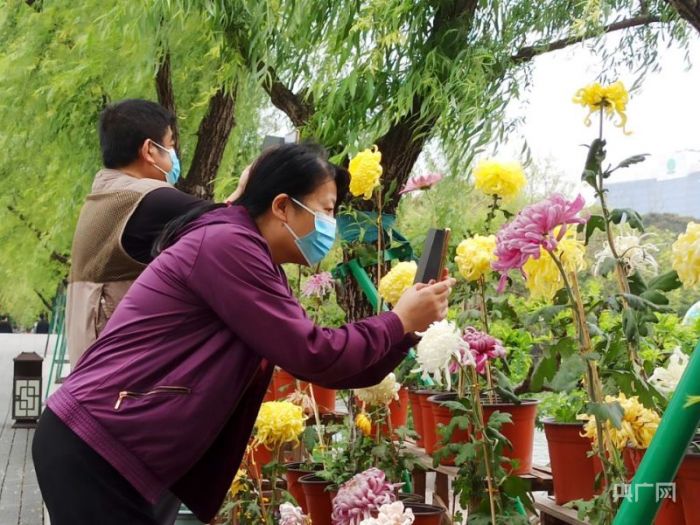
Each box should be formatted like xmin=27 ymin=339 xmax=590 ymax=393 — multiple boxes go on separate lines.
xmin=0 ymin=334 xmax=56 ymax=525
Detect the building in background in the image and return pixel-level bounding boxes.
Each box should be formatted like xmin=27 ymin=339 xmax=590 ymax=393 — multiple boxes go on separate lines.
xmin=607 ymin=150 xmax=700 ymax=219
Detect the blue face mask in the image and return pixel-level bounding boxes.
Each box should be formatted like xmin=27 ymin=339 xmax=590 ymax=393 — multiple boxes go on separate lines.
xmin=151 ymin=141 xmax=181 ymax=185
xmin=285 ymin=198 xmax=336 ymax=266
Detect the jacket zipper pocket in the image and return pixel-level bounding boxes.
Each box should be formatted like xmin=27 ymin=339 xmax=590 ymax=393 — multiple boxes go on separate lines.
xmin=114 ymin=386 xmax=191 ymax=410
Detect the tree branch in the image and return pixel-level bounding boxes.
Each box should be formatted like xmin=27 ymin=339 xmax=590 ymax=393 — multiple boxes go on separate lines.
xmin=156 ymin=50 xmax=180 ymax=154
xmin=261 ymin=67 xmax=314 ymax=128
xmin=512 ymin=15 xmax=662 ymax=63
xmin=666 ymin=0 xmax=700 ymax=34
xmin=7 ymin=205 xmax=69 ymax=266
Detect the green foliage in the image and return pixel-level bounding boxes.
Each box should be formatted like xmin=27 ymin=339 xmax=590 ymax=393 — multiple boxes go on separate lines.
xmin=535 ymin=389 xmax=589 ymax=425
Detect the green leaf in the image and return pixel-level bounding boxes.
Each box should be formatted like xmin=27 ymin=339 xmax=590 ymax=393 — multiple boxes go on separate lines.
xmin=584 ymin=401 xmax=624 ymax=429
xmin=548 ymin=354 xmax=586 ymax=392
xmin=610 ymin=208 xmax=645 ymax=232
xmin=582 ymin=214 xmax=606 ymax=245
xmin=581 ymin=139 xmax=606 ymax=188
xmin=531 ymin=355 xmax=557 ymax=391
xmin=609 ymin=154 xmax=649 ymax=173
xmin=648 ymin=270 xmax=682 ymax=292
xmin=640 ymin=289 xmax=669 ymax=306
xmin=623 ymin=308 xmax=639 ymax=343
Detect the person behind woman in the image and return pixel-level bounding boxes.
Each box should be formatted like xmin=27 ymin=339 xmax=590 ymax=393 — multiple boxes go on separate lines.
xmin=33 ymin=143 xmax=455 ymax=525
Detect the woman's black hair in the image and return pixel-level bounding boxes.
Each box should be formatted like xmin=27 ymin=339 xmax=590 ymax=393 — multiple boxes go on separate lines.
xmin=153 ymin=143 xmax=349 ymax=256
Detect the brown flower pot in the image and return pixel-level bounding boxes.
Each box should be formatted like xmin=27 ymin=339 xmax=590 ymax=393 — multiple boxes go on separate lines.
xmin=299 ymin=474 xmax=333 ymax=525
xmin=284 ymin=462 xmax=323 ymax=514
xmin=543 ymin=419 xmax=597 ymax=505
xmin=625 ymin=447 xmax=685 ymax=525
xmin=403 ymin=502 xmax=445 ymax=525
xmin=408 ymin=389 xmax=425 ymax=447
xmin=416 ymin=390 xmax=440 ymax=454
xmin=428 ymin=393 xmax=471 ymax=465
xmin=483 ymin=399 xmax=539 ymax=475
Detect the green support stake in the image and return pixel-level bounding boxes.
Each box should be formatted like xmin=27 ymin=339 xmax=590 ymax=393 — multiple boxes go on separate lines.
xmin=614 ymin=341 xmax=700 ymax=524
xmin=347 ymin=259 xmax=382 ymax=312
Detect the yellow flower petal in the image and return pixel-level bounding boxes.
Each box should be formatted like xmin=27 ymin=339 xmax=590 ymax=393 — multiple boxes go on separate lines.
xmin=573 ymin=81 xmax=631 ymax=134
xmin=349 ymin=146 xmax=383 ymax=200
xmin=455 ymin=235 xmax=497 ymax=282
xmin=472 ymin=159 xmax=526 ymax=202
xmin=672 ymin=222 xmax=700 ymax=288
xmin=379 ymin=261 xmax=417 ymax=305
xmin=254 ymin=401 xmax=306 ymax=449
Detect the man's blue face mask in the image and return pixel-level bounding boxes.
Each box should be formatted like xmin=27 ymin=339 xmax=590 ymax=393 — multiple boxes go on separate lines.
xmin=284 ymin=198 xmax=337 ymax=266
xmin=151 ymin=140 xmax=181 ymax=185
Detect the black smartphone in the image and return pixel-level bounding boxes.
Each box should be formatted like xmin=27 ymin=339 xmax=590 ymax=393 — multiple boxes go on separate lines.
xmin=414 ymin=228 xmax=451 ymax=284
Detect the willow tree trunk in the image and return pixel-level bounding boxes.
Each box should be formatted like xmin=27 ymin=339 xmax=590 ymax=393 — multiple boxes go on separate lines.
xmin=667 ymin=0 xmax=700 ymax=33
xmin=176 ymin=87 xmax=237 ymax=200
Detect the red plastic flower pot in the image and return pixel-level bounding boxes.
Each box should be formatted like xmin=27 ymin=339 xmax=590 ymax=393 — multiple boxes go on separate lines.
xmin=284 ymin=462 xmax=323 ymax=514
xmin=543 ymin=419 xmax=596 ymax=505
xmin=408 ymin=389 xmax=425 ymax=448
xmin=299 ymin=474 xmax=333 ymax=525
xmin=482 ymin=399 xmax=539 ymax=475
xmin=428 ymin=393 xmax=471 ymax=465
xmin=403 ymin=502 xmax=445 ymax=525
xmin=416 ymin=390 xmax=440 ymax=454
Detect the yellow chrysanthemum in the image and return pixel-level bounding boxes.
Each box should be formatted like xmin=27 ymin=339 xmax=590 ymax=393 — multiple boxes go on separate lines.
xmin=378 ymin=261 xmax=417 ymax=305
xmin=472 ymin=159 xmax=526 ymax=202
xmin=230 ymin=469 xmax=247 ymax=496
xmin=573 ymin=81 xmax=631 ymax=134
xmin=672 ymin=222 xmax=700 ymax=288
xmin=254 ymin=401 xmax=306 ymax=450
xmin=523 ymin=229 xmax=586 ymax=300
xmin=348 ymin=145 xmax=383 ymax=200
xmin=579 ymin=393 xmax=660 ymax=450
xmin=355 ymin=413 xmax=372 ymax=437
xmin=455 ymin=235 xmax=497 ymax=282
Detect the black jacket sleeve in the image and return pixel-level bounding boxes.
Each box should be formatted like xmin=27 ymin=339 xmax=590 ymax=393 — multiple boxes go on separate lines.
xmin=121 ymin=187 xmax=204 ymax=264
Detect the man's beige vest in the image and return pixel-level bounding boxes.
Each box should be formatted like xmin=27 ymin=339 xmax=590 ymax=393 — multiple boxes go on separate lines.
xmin=66 ymin=169 xmax=171 ymax=366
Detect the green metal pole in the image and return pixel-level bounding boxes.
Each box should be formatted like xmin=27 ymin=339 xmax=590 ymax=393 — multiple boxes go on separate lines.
xmin=613 ymin=341 xmax=700 ymax=524
xmin=347 ymin=259 xmax=381 ymax=311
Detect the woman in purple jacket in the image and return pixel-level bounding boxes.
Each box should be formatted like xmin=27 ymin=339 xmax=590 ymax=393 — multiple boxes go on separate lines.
xmin=32 ymin=143 xmax=455 ymax=525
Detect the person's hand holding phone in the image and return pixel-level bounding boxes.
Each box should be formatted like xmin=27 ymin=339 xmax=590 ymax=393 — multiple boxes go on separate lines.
xmin=392 ymin=276 xmax=456 ymax=334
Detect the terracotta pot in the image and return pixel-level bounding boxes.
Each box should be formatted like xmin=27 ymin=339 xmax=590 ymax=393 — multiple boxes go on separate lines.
xmin=263 ymin=377 xmax=276 ymax=402
xmin=482 ymin=399 xmax=539 ymax=475
xmin=274 ymin=370 xmax=336 ymax=414
xmin=274 ymin=369 xmax=297 ymax=399
xmin=428 ymin=393 xmax=471 ymax=465
xmin=299 ymin=474 xmax=333 ymax=525
xmin=416 ymin=390 xmax=440 ymax=455
xmin=408 ymin=390 xmax=425 ymax=447
xmin=631 ymin=448 xmax=686 ymax=525
xmin=378 ymin=387 xmax=410 ymax=438
xmin=284 ymin=462 xmax=323 ymax=514
xmin=403 ymin=502 xmax=445 ymax=525
xmin=249 ymin=444 xmax=273 ymax=480
xmin=543 ymin=419 xmax=597 ymax=505
xmin=308 ymin=384 xmax=337 ymax=414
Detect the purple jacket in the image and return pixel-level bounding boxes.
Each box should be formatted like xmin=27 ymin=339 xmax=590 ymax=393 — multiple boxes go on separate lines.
xmin=47 ymin=205 xmax=415 ymax=522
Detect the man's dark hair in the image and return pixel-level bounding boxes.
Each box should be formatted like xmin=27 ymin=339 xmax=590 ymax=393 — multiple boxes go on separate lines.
xmin=98 ymin=99 xmax=175 ymax=169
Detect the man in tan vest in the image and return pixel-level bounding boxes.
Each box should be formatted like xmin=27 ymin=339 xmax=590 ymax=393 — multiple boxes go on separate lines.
xmin=66 ymin=99 xmax=205 ymax=366
xmin=66 ymin=99 xmax=248 ymax=524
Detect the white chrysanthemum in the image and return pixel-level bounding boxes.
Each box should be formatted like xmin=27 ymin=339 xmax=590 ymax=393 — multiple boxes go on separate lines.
xmin=360 ymin=501 xmax=415 ymax=525
xmin=594 ymin=232 xmax=659 ymax=276
xmin=355 ymin=373 xmax=401 ymax=406
xmin=414 ymin=320 xmax=467 ymax=389
xmin=279 ymin=502 xmax=310 ymax=525
xmin=650 ymin=347 xmax=689 ymax=397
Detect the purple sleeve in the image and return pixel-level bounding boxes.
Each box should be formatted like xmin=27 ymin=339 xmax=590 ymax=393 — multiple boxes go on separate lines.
xmin=187 ymin=225 xmax=410 ymax=385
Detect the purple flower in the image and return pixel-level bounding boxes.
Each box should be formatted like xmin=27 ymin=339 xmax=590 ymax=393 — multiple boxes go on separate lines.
xmin=331 ymin=468 xmax=400 ymax=525
xmin=399 ymin=172 xmax=443 ymax=195
xmin=462 ymin=327 xmax=506 ymax=375
xmin=492 ymin=194 xmax=587 ymax=291
xmin=301 ymin=272 xmax=335 ymax=298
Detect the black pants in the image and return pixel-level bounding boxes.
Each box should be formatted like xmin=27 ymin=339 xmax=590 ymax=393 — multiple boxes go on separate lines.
xmin=32 ymin=408 xmax=182 ymax=525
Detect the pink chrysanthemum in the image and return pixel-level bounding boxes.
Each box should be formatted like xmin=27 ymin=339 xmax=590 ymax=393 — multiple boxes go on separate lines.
xmin=301 ymin=272 xmax=335 ymax=298
xmin=399 ymin=172 xmax=443 ymax=195
xmin=462 ymin=327 xmax=506 ymax=375
xmin=492 ymin=194 xmax=587 ymax=291
xmin=331 ymin=468 xmax=400 ymax=525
